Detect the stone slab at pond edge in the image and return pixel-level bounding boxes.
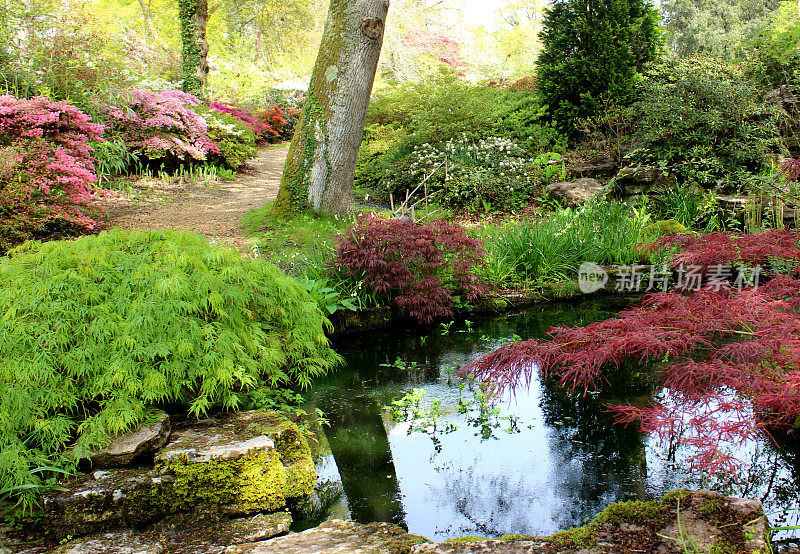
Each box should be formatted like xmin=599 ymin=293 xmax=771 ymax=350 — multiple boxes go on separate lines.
xmin=224 ymin=519 xmax=429 ymax=553
xmin=42 ymin=410 xmax=315 ymax=540
xmin=21 ymin=489 xmax=777 ymax=554
xmin=52 ymin=512 xmax=294 ymax=554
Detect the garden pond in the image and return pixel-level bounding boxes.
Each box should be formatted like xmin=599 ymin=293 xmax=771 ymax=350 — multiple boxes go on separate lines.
xmin=302 ymin=297 xmax=800 ymax=542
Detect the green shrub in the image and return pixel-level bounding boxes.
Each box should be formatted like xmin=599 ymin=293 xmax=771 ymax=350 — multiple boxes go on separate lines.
xmin=628 ymin=56 xmax=782 ymax=189
xmin=536 ymin=0 xmax=662 ymax=135
xmin=353 ymin=124 xmax=410 ymax=197
xmin=494 ymin=92 xmax=568 ymax=154
xmin=0 ymin=229 xmax=340 ymax=508
xmin=358 ymin=76 xmax=569 ymax=201
xmin=367 ymin=72 xmax=505 ymax=145
xmin=200 ymin=109 xmax=258 ymax=170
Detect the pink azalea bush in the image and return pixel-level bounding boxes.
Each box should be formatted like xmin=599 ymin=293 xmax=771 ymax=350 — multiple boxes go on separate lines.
xmin=0 ymin=95 xmax=105 ymax=251
xmin=209 ymin=100 xmax=274 ymax=138
xmin=101 ymin=89 xmax=219 ymax=163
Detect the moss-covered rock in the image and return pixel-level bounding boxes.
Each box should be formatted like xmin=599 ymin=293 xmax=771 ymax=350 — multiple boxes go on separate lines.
xmin=43 ymin=410 xmax=315 ymax=541
xmin=54 ymin=511 xmax=293 ymax=554
xmin=415 ymin=490 xmax=770 ymax=554
xmin=646 ymin=218 xmax=691 ymax=237
xmin=43 ymin=468 xmax=177 ymax=539
xmin=88 ymin=412 xmax=172 ymax=469
xmin=155 ymin=410 xmax=316 ymax=515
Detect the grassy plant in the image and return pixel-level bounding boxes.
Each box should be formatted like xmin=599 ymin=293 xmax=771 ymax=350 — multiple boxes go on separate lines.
xmin=91 ymin=137 xmax=137 ymax=188
xmin=478 ymin=200 xmax=658 ymax=286
xmin=240 ymin=203 xmax=384 ymax=308
xmin=652 ymin=187 xmax=732 ymax=231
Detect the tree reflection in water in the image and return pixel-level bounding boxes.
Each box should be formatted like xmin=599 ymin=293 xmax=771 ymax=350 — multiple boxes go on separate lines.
xmin=308 ymin=298 xmax=800 ymax=542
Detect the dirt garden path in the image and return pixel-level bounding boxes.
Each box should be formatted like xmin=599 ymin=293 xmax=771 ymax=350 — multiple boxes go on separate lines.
xmin=103 ymin=145 xmax=290 ymax=252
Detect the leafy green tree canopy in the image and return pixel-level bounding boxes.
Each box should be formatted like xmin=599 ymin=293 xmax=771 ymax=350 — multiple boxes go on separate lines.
xmin=536 ymin=0 xmax=662 ymax=135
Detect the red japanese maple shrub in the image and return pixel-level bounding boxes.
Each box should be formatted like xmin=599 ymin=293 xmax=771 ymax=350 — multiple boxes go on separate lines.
xmin=331 ymin=215 xmax=486 ymax=324
xmin=464 ymin=228 xmax=800 ymax=475
xmin=0 ymin=95 xmax=105 ymax=252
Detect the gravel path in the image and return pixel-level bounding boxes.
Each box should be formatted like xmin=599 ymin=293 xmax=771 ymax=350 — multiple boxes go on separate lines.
xmin=104 ymin=145 xmax=289 ymax=252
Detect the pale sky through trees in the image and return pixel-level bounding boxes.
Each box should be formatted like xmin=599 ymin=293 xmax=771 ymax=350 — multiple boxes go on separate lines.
xmin=444 ymin=0 xmax=514 ymax=33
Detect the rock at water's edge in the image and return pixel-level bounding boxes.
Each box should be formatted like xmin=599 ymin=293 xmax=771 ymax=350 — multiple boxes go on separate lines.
xmin=155 ymin=410 xmax=316 ymax=515
xmin=225 ymin=519 xmax=429 ymax=553
xmin=55 ymin=530 xmax=166 ymax=554
xmin=43 ymin=467 xmax=175 ymax=539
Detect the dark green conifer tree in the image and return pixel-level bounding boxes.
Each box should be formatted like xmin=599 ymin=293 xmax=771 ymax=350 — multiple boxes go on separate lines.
xmin=536 ymin=0 xmax=662 ymax=135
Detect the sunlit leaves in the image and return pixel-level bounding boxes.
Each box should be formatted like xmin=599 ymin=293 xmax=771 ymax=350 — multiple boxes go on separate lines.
xmin=0 ymin=228 xmax=340 ymax=507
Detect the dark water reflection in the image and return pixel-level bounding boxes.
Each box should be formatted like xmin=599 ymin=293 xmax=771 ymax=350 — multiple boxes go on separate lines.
xmin=306 ymin=298 xmax=800 ymax=542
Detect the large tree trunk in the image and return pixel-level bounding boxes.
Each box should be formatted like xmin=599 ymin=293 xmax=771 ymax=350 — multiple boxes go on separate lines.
xmin=273 ymin=0 xmax=390 ymax=217
xmin=179 ymin=0 xmax=210 ymax=97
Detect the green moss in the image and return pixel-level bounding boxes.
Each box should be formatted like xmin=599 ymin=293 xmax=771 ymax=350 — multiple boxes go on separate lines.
xmin=250 ymin=411 xmax=316 ymax=498
xmin=646 ymin=219 xmax=691 ymax=237
xmin=444 ymin=536 xmax=490 ymax=543
xmin=698 ymin=496 xmax=727 ymax=519
xmin=382 ymin=532 xmax=430 ymax=554
xmin=547 ymin=490 xmax=690 ymax=549
xmin=594 ymin=499 xmax=671 ymax=526
xmin=160 ymin=448 xmax=288 ymax=514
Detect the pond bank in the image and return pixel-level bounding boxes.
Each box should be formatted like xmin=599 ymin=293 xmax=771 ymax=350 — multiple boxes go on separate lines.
xmin=7 ymin=490 xmax=774 ymax=553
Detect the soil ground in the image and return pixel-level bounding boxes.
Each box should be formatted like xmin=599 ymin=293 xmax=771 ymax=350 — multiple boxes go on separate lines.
xmin=102 ymin=145 xmax=289 ymax=253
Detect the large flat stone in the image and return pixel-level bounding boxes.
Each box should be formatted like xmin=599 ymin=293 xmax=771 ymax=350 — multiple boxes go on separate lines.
xmin=545 ymin=178 xmax=606 ymax=207
xmin=50 ymin=512 xmax=292 ymax=554
xmin=150 ymin=511 xmax=293 ymax=553
xmin=90 ymin=413 xmax=171 ymax=468
xmin=157 ymin=433 xmax=274 ymax=464
xmin=226 ymin=519 xmax=429 ymax=553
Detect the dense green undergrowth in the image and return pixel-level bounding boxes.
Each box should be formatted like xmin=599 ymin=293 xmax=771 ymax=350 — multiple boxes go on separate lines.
xmin=0 ymin=229 xmax=340 ymax=509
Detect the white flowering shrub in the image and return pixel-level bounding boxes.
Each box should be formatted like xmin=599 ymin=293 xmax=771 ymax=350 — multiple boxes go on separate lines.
xmin=384 ymin=136 xmax=563 ymax=212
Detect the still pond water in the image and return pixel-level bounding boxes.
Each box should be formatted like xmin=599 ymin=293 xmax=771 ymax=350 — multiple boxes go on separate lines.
xmin=304 ymin=298 xmax=800 ymax=542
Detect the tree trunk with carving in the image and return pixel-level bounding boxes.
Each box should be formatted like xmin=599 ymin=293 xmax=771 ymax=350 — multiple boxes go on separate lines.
xmin=273 ymin=0 xmax=390 ymax=216
xmin=179 ymin=0 xmax=210 ymax=97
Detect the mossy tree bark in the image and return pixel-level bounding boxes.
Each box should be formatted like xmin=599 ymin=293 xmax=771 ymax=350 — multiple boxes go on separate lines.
xmin=179 ymin=0 xmax=210 ymax=97
xmin=273 ymin=0 xmax=390 ymax=217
